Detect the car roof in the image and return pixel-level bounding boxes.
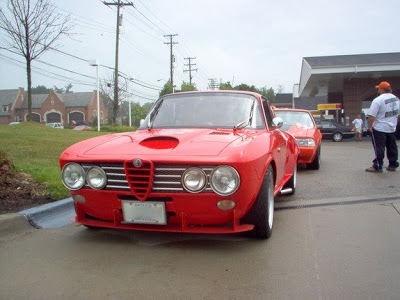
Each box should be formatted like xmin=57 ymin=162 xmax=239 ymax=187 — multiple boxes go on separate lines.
xmin=274 ymin=108 xmax=311 ymax=113
xmin=161 ymin=90 xmax=263 ymax=99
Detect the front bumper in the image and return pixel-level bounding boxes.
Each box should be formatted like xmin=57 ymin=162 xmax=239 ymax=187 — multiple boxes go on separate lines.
xmin=297 ymin=146 xmax=317 ymax=164
xmin=72 ymin=190 xmax=255 ymax=234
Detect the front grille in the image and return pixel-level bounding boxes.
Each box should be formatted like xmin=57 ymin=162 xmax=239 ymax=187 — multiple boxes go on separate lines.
xmin=153 ymin=164 xmax=214 ymax=193
xmin=82 ymin=162 xmax=215 ymax=195
xmin=82 ymin=163 xmax=129 ymax=190
xmin=124 ymin=160 xmax=153 ymax=200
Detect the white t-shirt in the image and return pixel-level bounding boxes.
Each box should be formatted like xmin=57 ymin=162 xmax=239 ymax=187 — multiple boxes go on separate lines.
xmin=368 ymin=93 xmax=400 ymax=133
xmin=352 ymin=118 xmax=363 ymax=129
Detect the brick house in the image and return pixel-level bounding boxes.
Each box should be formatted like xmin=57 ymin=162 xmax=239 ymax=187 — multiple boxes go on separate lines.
xmin=297 ymin=52 xmax=400 ymax=125
xmin=0 ymin=88 xmax=107 ymax=125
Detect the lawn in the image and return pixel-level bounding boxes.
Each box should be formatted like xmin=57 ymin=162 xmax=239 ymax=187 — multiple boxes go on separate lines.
xmin=0 ymin=122 xmax=132 ymax=200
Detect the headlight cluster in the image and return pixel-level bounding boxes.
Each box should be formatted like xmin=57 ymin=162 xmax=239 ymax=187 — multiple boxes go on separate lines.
xmin=182 ymin=165 xmax=240 ymax=196
xmin=296 ymin=138 xmax=315 ymax=147
xmin=62 ymin=163 xmax=107 ymax=190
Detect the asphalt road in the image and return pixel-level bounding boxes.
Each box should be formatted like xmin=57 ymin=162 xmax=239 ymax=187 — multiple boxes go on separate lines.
xmin=1 ymin=139 xmax=400 ymax=299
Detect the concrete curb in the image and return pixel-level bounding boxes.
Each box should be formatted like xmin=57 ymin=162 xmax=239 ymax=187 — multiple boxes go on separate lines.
xmin=0 ymin=214 xmax=32 ymax=237
xmin=18 ymin=197 xmax=75 ymax=229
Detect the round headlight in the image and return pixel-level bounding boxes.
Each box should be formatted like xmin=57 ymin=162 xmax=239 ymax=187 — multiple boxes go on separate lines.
xmin=86 ymin=166 xmax=107 ymax=190
xmin=61 ymin=163 xmax=85 ymax=190
xmin=210 ymin=165 xmax=240 ymax=196
xmin=182 ymin=167 xmax=207 ymax=193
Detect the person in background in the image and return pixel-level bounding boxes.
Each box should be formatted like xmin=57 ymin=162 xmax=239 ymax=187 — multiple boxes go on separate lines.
xmin=352 ymin=114 xmax=363 ymax=141
xmin=366 ymin=81 xmax=400 ymax=172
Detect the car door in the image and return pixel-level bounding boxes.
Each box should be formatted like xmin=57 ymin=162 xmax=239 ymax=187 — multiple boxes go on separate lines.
xmin=320 ymin=121 xmax=335 ymax=138
xmin=262 ymin=98 xmax=287 ymax=184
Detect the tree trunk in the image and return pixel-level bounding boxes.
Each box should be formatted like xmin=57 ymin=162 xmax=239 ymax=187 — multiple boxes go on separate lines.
xmin=26 ymin=57 xmax=32 ymax=122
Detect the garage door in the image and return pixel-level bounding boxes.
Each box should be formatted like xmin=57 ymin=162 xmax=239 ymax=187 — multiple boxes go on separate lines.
xmin=69 ymin=112 xmax=84 ymax=125
xmin=47 ymin=112 xmax=61 ymax=123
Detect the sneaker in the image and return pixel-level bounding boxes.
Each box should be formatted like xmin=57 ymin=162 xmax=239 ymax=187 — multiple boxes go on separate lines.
xmin=386 ymin=166 xmax=397 ymax=171
xmin=365 ymin=166 xmax=382 ymax=173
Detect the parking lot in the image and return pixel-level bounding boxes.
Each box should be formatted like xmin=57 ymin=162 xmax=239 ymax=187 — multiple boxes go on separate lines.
xmin=1 ymin=140 xmax=400 ymax=299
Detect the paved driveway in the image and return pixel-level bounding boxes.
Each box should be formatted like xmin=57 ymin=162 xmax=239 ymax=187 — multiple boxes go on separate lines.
xmin=1 ymin=140 xmax=399 ymax=299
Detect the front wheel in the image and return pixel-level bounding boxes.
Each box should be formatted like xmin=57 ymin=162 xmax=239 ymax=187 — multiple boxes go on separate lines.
xmin=242 ymin=165 xmax=275 ymax=239
xmin=332 ymin=132 xmax=343 ymax=142
xmin=308 ymin=146 xmax=321 ymax=170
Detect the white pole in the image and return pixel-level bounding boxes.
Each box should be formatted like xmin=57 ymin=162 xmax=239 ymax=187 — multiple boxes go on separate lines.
xmin=96 ymin=65 xmax=100 ymax=132
xmin=129 ymin=100 xmax=132 ymax=127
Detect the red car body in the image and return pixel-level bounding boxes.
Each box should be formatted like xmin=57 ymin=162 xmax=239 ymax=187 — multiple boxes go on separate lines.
xmin=274 ymin=109 xmax=322 ymax=169
xmin=60 ymin=91 xmax=299 ymax=238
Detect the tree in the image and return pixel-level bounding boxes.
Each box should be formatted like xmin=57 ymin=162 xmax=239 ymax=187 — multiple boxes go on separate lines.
xmin=100 ymin=74 xmax=130 ymax=125
xmin=181 ymin=81 xmax=197 ymax=92
xmin=259 ymin=86 xmax=275 ymax=101
xmin=30 ymin=84 xmax=73 ymax=94
xmin=0 ymin=0 xmax=73 ymax=121
xmin=219 ymin=81 xmax=233 ymax=90
xmin=31 ymin=85 xmax=50 ymax=94
xmin=159 ymin=81 xmax=173 ymax=97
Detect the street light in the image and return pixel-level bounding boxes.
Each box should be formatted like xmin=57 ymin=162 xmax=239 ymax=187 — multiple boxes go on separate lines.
xmin=89 ymin=59 xmax=100 ymax=132
xmin=128 ymin=75 xmax=136 ymax=127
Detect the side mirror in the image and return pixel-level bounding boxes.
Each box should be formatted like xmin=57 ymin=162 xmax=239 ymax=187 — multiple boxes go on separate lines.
xmin=272 ymin=117 xmax=283 ymax=128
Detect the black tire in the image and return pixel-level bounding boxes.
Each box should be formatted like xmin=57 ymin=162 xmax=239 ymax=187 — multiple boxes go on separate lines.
xmin=332 ymin=132 xmax=343 ymax=142
xmin=308 ymin=146 xmax=321 ymax=170
xmin=242 ymin=165 xmax=274 ymax=239
xmin=283 ymin=162 xmax=297 ymax=194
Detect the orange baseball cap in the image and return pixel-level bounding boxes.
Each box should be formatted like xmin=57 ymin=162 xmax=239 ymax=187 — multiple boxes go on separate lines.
xmin=375 ymin=81 xmax=391 ymax=89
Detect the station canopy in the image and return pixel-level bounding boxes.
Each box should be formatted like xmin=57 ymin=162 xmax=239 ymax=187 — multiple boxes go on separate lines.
xmin=298 ymin=52 xmax=400 ymax=97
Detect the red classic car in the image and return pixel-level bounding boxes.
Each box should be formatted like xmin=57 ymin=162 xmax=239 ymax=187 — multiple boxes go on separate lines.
xmin=273 ymin=109 xmax=322 ymax=169
xmin=60 ymin=91 xmax=299 ymax=238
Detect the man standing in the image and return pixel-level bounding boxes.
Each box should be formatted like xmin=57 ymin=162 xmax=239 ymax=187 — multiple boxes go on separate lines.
xmin=366 ymin=81 xmax=400 ymax=172
xmin=352 ymin=115 xmax=363 ymax=141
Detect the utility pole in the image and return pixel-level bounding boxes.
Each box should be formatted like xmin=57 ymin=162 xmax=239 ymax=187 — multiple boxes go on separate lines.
xmin=184 ymin=57 xmax=197 ymax=85
xmin=103 ymin=0 xmax=134 ymax=124
xmin=164 ymin=34 xmax=178 ymax=91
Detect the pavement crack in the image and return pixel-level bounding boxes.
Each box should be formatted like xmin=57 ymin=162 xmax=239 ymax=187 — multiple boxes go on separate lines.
xmin=391 ymin=203 xmax=400 ymax=215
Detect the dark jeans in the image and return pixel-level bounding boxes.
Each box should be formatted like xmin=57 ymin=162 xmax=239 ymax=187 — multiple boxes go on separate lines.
xmin=371 ymin=129 xmax=399 ymax=170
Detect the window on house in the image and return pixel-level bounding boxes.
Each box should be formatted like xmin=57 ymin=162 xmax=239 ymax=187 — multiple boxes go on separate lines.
xmin=2 ymin=105 xmax=9 ymax=112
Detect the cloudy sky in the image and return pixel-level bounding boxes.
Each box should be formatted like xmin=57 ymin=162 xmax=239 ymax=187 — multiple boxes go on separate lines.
xmin=1 ymin=0 xmax=400 ymax=104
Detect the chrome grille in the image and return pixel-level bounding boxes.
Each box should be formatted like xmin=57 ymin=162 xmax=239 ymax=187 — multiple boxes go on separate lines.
xmin=153 ymin=165 xmax=214 ymax=193
xmin=82 ymin=163 xmax=215 ymax=194
xmin=82 ymin=163 xmax=129 ymax=190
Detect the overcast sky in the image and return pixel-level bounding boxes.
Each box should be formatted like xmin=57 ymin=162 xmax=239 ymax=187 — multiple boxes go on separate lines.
xmin=1 ymin=0 xmax=400 ymax=104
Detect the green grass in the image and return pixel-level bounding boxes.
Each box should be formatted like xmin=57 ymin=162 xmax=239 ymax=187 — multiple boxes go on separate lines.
xmin=0 ymin=122 xmax=133 ymax=200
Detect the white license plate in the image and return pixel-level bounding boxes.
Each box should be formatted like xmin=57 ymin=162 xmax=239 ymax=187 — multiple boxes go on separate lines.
xmin=122 ymin=201 xmax=167 ymax=225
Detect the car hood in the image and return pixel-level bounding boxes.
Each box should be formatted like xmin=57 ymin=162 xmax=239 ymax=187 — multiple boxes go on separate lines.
xmin=80 ymin=128 xmax=243 ymax=157
xmin=284 ymin=123 xmax=314 ymax=138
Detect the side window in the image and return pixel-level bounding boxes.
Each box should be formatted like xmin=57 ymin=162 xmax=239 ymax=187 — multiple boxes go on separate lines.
xmin=261 ymin=97 xmax=273 ymax=128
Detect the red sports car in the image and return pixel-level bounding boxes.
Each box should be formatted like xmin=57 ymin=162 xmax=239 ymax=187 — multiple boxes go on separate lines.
xmin=60 ymin=91 xmax=299 ymax=238
xmin=273 ymin=108 xmax=322 ymax=169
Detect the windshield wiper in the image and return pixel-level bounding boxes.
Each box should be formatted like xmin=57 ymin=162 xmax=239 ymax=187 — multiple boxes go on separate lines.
xmin=147 ymin=99 xmax=164 ymax=130
xmin=234 ymin=99 xmax=255 ymax=130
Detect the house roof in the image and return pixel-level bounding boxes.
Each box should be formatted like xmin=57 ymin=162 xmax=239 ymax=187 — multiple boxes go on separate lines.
xmin=20 ymin=92 xmax=95 ymax=108
xmin=295 ymin=96 xmax=328 ymax=111
xmin=274 ymin=93 xmax=292 ymax=104
xmin=58 ymin=92 xmax=94 ymax=107
xmin=0 ymin=89 xmax=19 ymax=116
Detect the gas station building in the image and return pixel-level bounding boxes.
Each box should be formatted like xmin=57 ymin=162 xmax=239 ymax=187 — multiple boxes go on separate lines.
xmin=293 ymin=52 xmax=400 ymax=124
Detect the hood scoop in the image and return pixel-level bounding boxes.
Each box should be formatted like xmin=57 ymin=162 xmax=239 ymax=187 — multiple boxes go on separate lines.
xmin=139 ymin=136 xmax=179 ymax=150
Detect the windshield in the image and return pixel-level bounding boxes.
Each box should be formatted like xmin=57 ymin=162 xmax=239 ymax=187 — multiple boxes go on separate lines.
xmin=140 ymin=93 xmax=265 ymax=129
xmin=274 ymin=111 xmax=315 ymax=131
